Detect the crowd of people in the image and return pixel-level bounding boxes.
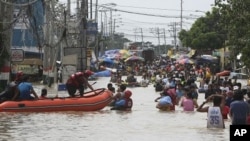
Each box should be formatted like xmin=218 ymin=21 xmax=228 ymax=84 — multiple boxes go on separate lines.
xmin=103 ymin=55 xmax=250 ymax=128
xmin=1 ymin=55 xmax=250 ymax=128
xmin=152 ymin=58 xmax=250 ymax=128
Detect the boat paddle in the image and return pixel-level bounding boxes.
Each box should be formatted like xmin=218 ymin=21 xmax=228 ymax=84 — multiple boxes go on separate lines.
xmin=91 ymin=81 xmax=97 ymax=85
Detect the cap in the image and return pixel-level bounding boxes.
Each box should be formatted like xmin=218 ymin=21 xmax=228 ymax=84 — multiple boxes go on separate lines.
xmin=84 ymin=70 xmax=94 ymax=77
xmin=124 ymin=90 xmax=132 ymax=98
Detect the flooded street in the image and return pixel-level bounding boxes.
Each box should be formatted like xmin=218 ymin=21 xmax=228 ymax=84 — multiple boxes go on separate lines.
xmin=0 ymin=76 xmax=231 ymax=141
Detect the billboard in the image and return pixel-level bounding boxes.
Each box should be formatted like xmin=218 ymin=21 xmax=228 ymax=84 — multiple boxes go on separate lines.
xmin=11 ymin=49 xmax=24 ymax=62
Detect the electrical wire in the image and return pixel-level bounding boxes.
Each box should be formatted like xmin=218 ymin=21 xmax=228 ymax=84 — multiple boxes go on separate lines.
xmin=101 ymin=7 xmax=198 ymax=19
xmin=115 ymin=4 xmax=200 ymax=13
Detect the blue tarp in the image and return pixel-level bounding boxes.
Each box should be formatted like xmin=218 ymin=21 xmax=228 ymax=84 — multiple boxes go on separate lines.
xmin=101 ymin=49 xmax=120 ymax=59
xmin=103 ymin=58 xmax=114 ymax=64
xmin=93 ymin=70 xmax=111 ymax=77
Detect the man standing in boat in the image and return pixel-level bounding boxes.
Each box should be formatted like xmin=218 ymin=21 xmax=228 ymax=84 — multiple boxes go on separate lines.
xmin=66 ymin=70 xmax=96 ymax=97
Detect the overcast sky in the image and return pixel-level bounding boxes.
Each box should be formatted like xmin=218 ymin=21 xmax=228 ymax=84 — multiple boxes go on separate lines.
xmin=60 ymin=0 xmax=215 ymax=45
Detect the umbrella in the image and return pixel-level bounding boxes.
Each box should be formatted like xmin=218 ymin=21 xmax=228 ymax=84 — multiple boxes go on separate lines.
xmin=201 ymin=55 xmax=217 ymax=61
xmin=119 ymin=49 xmax=130 ymax=59
xmin=178 ymin=58 xmax=194 ymax=64
xmin=179 ymin=54 xmax=189 ymax=59
xmin=100 ymin=57 xmax=114 ymax=64
xmin=125 ymin=56 xmax=144 ymax=62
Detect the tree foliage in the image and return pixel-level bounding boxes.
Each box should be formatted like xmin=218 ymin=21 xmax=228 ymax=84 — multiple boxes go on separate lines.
xmin=179 ymin=0 xmax=250 ymax=68
xmin=179 ymin=8 xmax=227 ymax=50
xmin=102 ymin=33 xmax=130 ymax=50
xmin=215 ymin=0 xmax=250 ymax=68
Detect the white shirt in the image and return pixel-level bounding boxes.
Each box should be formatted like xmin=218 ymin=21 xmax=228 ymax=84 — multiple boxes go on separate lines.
xmin=207 ymin=107 xmax=224 ymax=128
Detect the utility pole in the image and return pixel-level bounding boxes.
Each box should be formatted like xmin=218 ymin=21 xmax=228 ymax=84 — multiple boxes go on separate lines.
xmin=140 ymin=28 xmax=144 ymax=48
xmin=174 ymin=22 xmax=177 ymax=50
xmin=180 ymin=0 xmax=183 ymax=30
xmin=76 ymin=0 xmax=80 ymax=19
xmin=79 ymin=0 xmax=88 ymax=71
xmin=109 ymin=9 xmax=113 ymax=49
xmin=90 ymin=0 xmax=92 ymax=19
xmin=113 ymin=19 xmax=116 ymax=35
xmin=95 ymin=0 xmax=98 ymax=22
xmin=110 ymin=10 xmax=113 ymax=37
xmin=67 ymin=0 xmax=71 ymax=18
xmin=163 ymin=28 xmax=167 ymax=54
xmin=169 ymin=22 xmax=178 ymax=50
xmin=156 ymin=27 xmax=160 ymax=55
xmin=134 ymin=28 xmax=137 ymax=42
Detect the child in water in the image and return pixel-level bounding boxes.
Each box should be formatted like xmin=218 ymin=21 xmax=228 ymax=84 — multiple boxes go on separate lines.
xmin=111 ymin=90 xmax=133 ymax=111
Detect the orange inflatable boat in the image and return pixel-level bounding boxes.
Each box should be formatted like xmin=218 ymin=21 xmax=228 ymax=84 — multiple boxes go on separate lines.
xmin=0 ymin=88 xmax=113 ymax=112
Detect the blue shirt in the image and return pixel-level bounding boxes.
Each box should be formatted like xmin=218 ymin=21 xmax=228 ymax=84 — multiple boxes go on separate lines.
xmin=115 ymin=99 xmax=126 ymax=107
xmin=18 ymin=82 xmax=33 ymax=100
xmin=159 ymin=96 xmax=172 ymax=105
xmin=230 ymin=100 xmax=249 ymax=125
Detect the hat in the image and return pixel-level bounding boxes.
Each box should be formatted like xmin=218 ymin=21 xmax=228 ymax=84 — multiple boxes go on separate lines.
xmin=124 ymin=90 xmax=132 ymax=98
xmin=84 ymin=70 xmax=94 ymax=77
xmin=233 ymin=86 xmax=239 ymax=90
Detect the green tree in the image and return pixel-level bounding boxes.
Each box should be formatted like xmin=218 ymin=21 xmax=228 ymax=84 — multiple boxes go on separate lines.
xmin=113 ymin=34 xmax=130 ymax=49
xmin=215 ymin=0 xmax=250 ymax=68
xmin=102 ymin=33 xmax=130 ymax=50
xmin=179 ymin=8 xmax=227 ymax=51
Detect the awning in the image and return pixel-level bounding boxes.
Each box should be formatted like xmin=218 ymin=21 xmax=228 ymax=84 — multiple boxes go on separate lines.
xmin=13 ymin=58 xmax=43 ymax=65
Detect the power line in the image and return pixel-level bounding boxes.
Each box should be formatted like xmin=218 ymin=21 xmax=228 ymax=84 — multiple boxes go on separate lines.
xmin=121 ymin=33 xmax=172 ymax=38
xmin=101 ymin=3 xmax=200 ymax=13
xmin=100 ymin=6 xmax=198 ymax=19
xmin=122 ymin=18 xmax=172 ymax=25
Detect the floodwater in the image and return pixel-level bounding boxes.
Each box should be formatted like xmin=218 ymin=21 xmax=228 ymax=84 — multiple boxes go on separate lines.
xmin=0 ymin=76 xmax=232 ymax=141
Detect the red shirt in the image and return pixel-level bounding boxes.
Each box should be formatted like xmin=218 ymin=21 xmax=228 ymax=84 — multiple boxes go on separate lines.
xmin=67 ymin=72 xmax=85 ymax=87
xmin=166 ymin=88 xmax=176 ymax=111
xmin=222 ymin=106 xmax=230 ymax=119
